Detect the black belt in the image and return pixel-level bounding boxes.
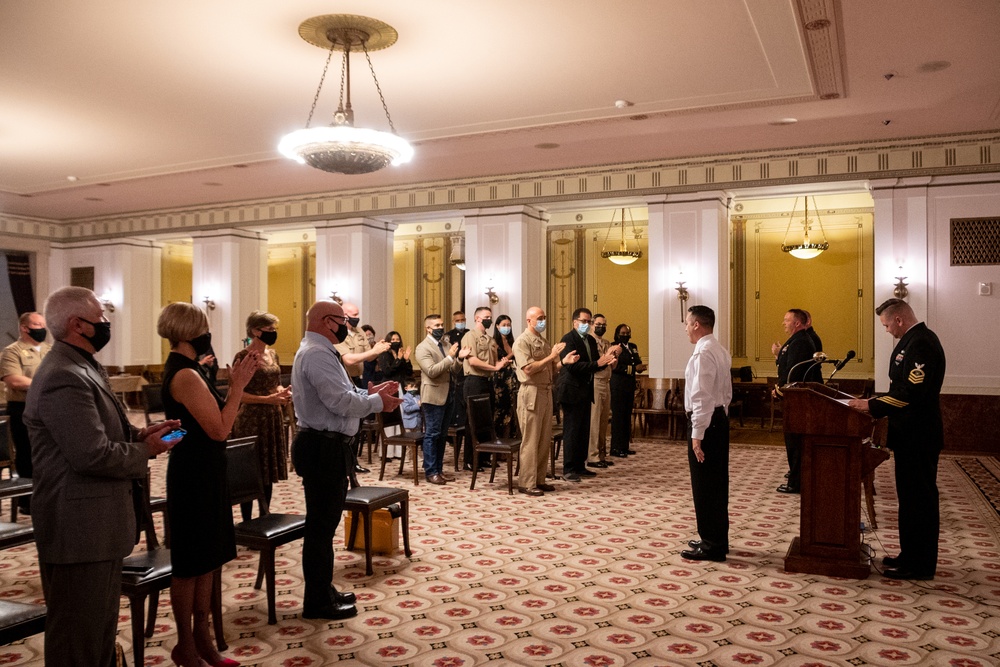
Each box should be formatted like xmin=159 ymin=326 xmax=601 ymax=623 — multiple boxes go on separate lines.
xmin=685 ymin=406 xmax=727 ymax=420
xmin=297 ymin=428 xmax=352 ymax=444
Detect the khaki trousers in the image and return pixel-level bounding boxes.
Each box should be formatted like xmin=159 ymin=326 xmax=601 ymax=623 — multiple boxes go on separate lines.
xmin=517 ymin=384 xmax=553 ymax=489
xmin=588 ymin=379 xmax=611 ymax=462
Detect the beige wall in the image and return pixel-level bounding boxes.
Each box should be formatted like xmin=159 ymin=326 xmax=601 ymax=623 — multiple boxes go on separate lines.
xmin=159 ymin=242 xmax=193 ymax=361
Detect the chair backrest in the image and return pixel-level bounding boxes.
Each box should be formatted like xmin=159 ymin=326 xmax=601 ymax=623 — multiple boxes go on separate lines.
xmin=224 ymin=436 xmax=266 ymax=515
xmin=379 ymin=406 xmax=404 ymax=434
xmin=466 ymin=395 xmax=496 ymax=445
xmin=0 ymin=418 xmax=10 ymax=469
xmin=142 ymin=383 xmax=164 ymax=425
xmin=139 ymin=468 xmax=161 ymax=549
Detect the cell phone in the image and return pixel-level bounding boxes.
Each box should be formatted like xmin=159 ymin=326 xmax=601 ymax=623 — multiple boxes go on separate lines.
xmin=161 ymin=428 xmax=186 ymax=443
xmin=123 ymin=565 xmax=154 ymax=575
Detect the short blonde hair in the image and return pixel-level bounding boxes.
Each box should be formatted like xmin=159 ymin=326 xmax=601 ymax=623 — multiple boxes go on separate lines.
xmin=157 ymin=302 xmax=208 ymax=347
xmin=245 ymin=310 xmax=278 ymax=338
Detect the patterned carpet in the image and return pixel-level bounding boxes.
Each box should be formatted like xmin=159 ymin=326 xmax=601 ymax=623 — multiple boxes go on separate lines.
xmin=1 ymin=440 xmax=999 ymax=667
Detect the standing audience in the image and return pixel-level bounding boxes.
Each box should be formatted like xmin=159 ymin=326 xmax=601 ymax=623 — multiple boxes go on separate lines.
xmin=25 ymin=287 xmax=178 ymax=666
xmin=1 ymin=311 xmax=50 ymax=514
xmin=586 ymin=314 xmax=618 ymax=468
xmin=491 ymin=314 xmax=519 ymax=437
xmin=462 ymin=307 xmax=509 ymax=470
xmin=232 ymin=311 xmax=292 ymax=522
xmin=679 ymin=305 xmax=733 ymax=563
xmin=609 ymin=323 xmax=644 ymax=458
xmin=291 ymin=300 xmax=402 ymax=619
xmin=158 ymin=301 xmax=261 ymax=667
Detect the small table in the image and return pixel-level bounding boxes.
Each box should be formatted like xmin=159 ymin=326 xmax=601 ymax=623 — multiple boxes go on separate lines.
xmin=109 ymin=374 xmax=147 ymax=408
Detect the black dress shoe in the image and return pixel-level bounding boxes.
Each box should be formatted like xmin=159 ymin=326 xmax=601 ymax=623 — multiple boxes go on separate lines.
xmin=609 ymin=452 xmax=627 ymax=458
xmin=563 ymin=472 xmax=581 ymax=482
xmin=680 ymin=547 xmax=726 ymax=562
xmin=687 ymin=540 xmax=730 ymax=554
xmin=587 ymin=461 xmax=608 ymax=468
xmin=518 ymin=486 xmax=544 ymax=496
xmin=776 ymin=484 xmax=799 ymax=494
xmin=578 ymin=468 xmax=597 ymax=477
xmin=537 ymin=483 xmax=556 ymax=492
xmin=331 ymin=587 xmax=356 ymax=605
xmin=302 ymin=602 xmax=358 ymax=620
xmin=883 ymin=566 xmax=934 ymax=580
xmin=463 ymin=463 xmax=485 ymax=472
xmin=627 ymin=449 xmax=637 ymax=455
xmin=603 ymin=460 xmax=614 ymax=466
xmin=354 ymin=464 xmax=371 ymax=474
xmin=881 ymin=555 xmax=903 ymax=568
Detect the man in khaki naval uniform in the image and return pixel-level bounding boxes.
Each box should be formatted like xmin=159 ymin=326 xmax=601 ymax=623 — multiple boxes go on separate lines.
xmin=461 ymin=306 xmax=509 ymax=470
xmin=513 ymin=306 xmax=574 ymax=496
xmin=1 ymin=311 xmax=51 ymax=512
xmin=587 ymin=314 xmax=618 ymax=468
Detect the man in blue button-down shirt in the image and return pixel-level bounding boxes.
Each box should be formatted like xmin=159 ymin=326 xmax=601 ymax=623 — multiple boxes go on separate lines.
xmin=291 ymin=300 xmax=402 ymax=620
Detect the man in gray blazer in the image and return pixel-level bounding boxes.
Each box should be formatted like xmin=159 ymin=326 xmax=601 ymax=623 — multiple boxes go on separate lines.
xmin=24 ymin=286 xmax=178 ymax=667
xmin=414 ymin=313 xmax=470 ymax=484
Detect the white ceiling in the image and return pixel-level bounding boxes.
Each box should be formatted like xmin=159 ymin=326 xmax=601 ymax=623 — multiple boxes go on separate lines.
xmin=1 ymin=0 xmax=998 ymax=221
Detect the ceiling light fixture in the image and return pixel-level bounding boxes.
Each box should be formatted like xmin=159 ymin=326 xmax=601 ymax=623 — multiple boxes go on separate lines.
xmin=278 ymin=14 xmax=413 ymax=175
xmin=780 ymin=196 xmax=830 ymax=259
xmin=600 ymin=207 xmax=643 ymax=266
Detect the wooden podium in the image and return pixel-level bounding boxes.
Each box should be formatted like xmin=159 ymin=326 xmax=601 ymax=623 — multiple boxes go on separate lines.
xmin=782 ymin=382 xmax=889 ymax=578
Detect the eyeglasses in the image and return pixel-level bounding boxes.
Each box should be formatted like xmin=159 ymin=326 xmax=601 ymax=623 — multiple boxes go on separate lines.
xmin=576 ymin=318 xmax=592 ymax=325
xmin=325 ymin=315 xmax=347 ymax=325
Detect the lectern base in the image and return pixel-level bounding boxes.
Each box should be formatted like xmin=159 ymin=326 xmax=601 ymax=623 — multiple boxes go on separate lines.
xmin=784 ymin=537 xmax=871 ymax=579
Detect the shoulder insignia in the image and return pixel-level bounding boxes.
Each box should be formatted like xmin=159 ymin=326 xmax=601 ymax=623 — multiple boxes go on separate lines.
xmin=908 ymin=363 xmax=925 ymax=385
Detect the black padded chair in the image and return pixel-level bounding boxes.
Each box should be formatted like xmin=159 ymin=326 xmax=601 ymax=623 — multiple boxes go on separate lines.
xmin=0 ymin=475 xmax=32 ymax=523
xmin=226 ymin=436 xmax=306 ymax=625
xmin=465 ymin=395 xmax=521 ymax=495
xmin=344 ymin=477 xmax=412 ymax=576
xmin=0 ymin=600 xmax=46 ymax=646
xmin=141 ymin=383 xmax=164 ymax=426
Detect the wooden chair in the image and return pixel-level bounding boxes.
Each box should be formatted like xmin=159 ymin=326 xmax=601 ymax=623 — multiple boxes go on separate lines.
xmin=344 ymin=477 xmax=412 ymax=576
xmin=378 ymin=407 xmax=423 ymax=485
xmin=446 ymin=423 xmax=465 ymax=472
xmin=0 ymin=600 xmax=46 ymax=646
xmin=226 ymin=436 xmax=307 ymax=625
xmin=466 ymin=395 xmax=521 ymax=495
xmin=664 ymin=378 xmax=687 ymax=440
xmin=358 ymin=417 xmax=381 ymax=465
xmin=141 ymin=383 xmax=164 ymax=426
xmin=0 ymin=477 xmax=32 ymax=523
xmin=632 ymin=378 xmax=671 ymax=436
xmin=766 ymin=377 xmax=782 ymax=430
xmin=121 ymin=470 xmax=175 ymax=667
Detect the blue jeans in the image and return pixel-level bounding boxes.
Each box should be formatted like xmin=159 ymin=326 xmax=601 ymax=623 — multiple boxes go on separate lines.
xmin=422 ymin=397 xmax=454 ymax=477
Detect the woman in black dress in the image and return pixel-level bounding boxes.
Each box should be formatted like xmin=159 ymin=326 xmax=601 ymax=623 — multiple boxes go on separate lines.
xmin=610 ymin=323 xmax=645 ymax=458
xmin=377 ymin=331 xmax=413 ymax=386
xmin=491 ymin=315 xmax=520 ymax=437
xmin=158 ymin=302 xmax=261 ymax=667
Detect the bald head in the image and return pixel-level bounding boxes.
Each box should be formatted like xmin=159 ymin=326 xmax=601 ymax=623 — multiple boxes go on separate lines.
xmin=306 ymin=300 xmax=343 ymax=333
xmin=525 ymin=306 xmax=546 ymax=335
xmin=342 ymin=302 xmax=360 ymax=318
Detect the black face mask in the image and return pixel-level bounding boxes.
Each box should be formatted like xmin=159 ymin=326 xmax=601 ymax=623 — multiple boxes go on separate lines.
xmin=594 ymin=325 xmax=607 ymax=336
xmin=80 ymin=318 xmax=111 ymax=353
xmin=258 ymin=330 xmax=278 ymax=346
xmin=327 ymin=318 xmax=349 ymax=344
xmin=431 ymin=328 xmax=445 ymax=341
xmin=617 ymin=334 xmax=631 ymax=345
xmin=189 ymin=332 xmax=213 ymax=357
xmin=390 ymin=340 xmax=403 ymax=351
xmin=27 ymin=327 xmax=47 ymax=343
xmin=481 ymin=318 xmax=493 ymax=330
xmin=347 ymin=317 xmax=360 ymax=329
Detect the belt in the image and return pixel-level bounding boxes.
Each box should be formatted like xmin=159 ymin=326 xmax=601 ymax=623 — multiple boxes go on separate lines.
xmin=297 ymin=428 xmax=352 ymax=444
xmin=685 ymin=406 xmax=727 ymax=420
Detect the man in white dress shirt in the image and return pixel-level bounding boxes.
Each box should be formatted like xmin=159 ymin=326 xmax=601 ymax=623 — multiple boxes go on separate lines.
xmin=680 ymin=305 xmax=733 ymax=562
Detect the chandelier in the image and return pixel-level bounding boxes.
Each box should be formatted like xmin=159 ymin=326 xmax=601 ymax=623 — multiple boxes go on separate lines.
xmin=600 ymin=208 xmax=643 ymax=265
xmin=278 ymin=15 xmax=414 ymax=175
xmin=780 ymin=196 xmax=830 ymax=259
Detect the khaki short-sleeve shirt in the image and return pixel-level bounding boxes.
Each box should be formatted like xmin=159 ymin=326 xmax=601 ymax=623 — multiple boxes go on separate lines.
xmin=462 ymin=329 xmax=498 ymax=377
xmin=513 ymin=329 xmax=553 ymax=387
xmin=335 ymin=329 xmax=371 ymax=379
xmin=1 ymin=340 xmax=51 ymax=402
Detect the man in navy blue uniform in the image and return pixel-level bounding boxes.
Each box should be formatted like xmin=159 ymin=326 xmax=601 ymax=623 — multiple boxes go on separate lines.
xmin=849 ymin=298 xmax=945 ymax=580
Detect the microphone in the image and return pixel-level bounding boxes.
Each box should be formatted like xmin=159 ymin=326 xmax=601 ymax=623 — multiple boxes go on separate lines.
xmin=787 ymin=352 xmax=827 ymax=385
xmin=828 ymin=349 xmax=856 ymax=379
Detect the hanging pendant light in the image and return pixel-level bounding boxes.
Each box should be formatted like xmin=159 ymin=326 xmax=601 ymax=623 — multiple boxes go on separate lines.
xmin=780 ymin=196 xmax=830 ymax=259
xmin=278 ymin=15 xmax=414 ymax=175
xmin=600 ymin=208 xmax=643 ymax=265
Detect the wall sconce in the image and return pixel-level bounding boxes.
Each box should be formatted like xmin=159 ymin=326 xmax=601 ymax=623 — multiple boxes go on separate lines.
xmin=329 ymin=290 xmax=343 ymax=305
xmin=203 ymin=296 xmax=216 ymax=311
xmin=484 ymin=284 xmax=499 ymax=305
xmin=675 ymin=281 xmax=689 ymax=322
xmin=893 ymin=272 xmax=909 ymax=300
xmin=99 ymin=291 xmax=115 ymax=313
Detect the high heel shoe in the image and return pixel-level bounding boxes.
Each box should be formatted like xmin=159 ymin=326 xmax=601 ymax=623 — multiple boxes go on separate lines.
xmin=206 ymin=659 xmax=239 ymax=667
xmin=171 ymin=646 xmax=212 ymax=667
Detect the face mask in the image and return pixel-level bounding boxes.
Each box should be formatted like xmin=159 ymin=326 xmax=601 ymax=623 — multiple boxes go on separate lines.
xmin=431 ymin=328 xmax=445 ymax=341
xmin=454 ymin=322 xmax=466 ymax=331
xmin=258 ymin=330 xmax=277 ymax=346
xmin=347 ymin=317 xmax=360 ymax=329
xmin=390 ymin=341 xmax=402 ymax=351
xmin=498 ymin=326 xmax=511 ymax=336
xmin=407 ymin=389 xmax=419 ymax=396
xmin=327 ymin=319 xmax=349 ymax=344
xmin=576 ymin=323 xmax=590 ymax=335
xmin=534 ymin=320 xmax=547 ymax=333
xmin=366 ymin=335 xmax=376 ymax=346
xmin=27 ymin=327 xmax=47 ymax=343
xmin=80 ymin=318 xmax=112 ymax=353
xmin=481 ymin=318 xmax=493 ymax=330
xmin=189 ymin=332 xmax=213 ymax=357
xmin=617 ymin=334 xmax=631 ymax=345
xmin=594 ymin=325 xmax=606 ymax=336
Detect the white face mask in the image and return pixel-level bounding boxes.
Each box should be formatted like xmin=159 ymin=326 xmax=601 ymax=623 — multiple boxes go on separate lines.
xmin=534 ymin=320 xmax=547 ymax=333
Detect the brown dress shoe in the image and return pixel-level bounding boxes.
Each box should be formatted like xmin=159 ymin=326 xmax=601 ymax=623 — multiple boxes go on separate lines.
xmin=440 ymin=472 xmax=456 ymax=482
xmin=537 ymin=483 xmax=556 ymax=492
xmin=518 ymin=487 xmax=544 ymax=496
xmin=427 ymin=474 xmax=448 ymax=485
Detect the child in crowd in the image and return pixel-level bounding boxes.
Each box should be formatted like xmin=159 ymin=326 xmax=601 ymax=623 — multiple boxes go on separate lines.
xmin=401 ymin=379 xmax=421 ymax=429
